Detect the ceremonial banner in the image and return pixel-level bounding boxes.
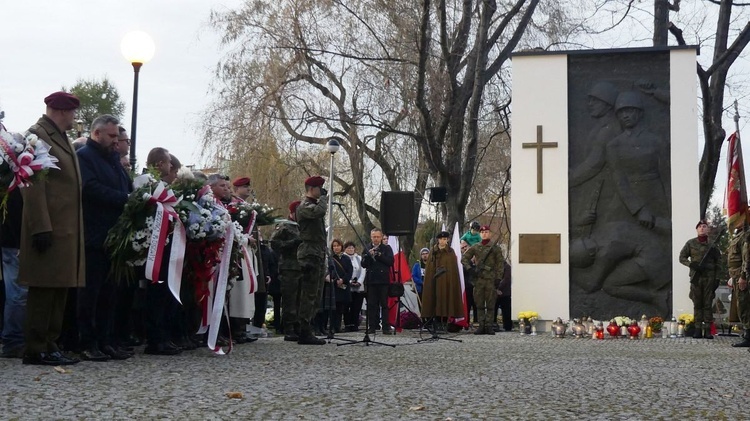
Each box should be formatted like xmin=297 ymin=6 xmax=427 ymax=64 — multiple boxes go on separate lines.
xmin=724 ymin=132 xmax=747 ymax=230
xmin=450 ymin=223 xmax=469 ymax=329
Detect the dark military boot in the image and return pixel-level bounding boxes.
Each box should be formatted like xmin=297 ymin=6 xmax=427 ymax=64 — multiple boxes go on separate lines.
xmin=297 ymin=329 xmax=325 ymax=345
xmin=732 ymin=331 xmax=750 ymax=347
xmin=703 ymin=323 xmax=713 ymax=339
xmin=693 ymin=326 xmax=703 ymax=339
xmin=474 ymin=325 xmax=485 ymax=335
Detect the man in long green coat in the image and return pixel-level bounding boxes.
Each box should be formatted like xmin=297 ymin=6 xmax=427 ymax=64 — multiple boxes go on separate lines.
xmin=19 ymin=92 xmax=85 ymax=365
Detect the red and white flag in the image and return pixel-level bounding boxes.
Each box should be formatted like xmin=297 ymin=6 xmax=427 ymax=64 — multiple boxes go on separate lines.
xmin=724 ymin=131 xmax=748 ymax=230
xmin=387 ymin=235 xmax=412 ymax=331
xmin=450 ymin=222 xmax=469 ymax=329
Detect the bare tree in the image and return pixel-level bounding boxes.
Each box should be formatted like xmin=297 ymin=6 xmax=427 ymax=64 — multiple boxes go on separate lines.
xmin=661 ymin=0 xmax=750 ymax=216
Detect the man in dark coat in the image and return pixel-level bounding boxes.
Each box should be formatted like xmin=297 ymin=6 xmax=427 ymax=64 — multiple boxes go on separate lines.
xmin=76 ymin=115 xmax=132 ymax=361
xmin=361 ymin=228 xmax=394 ymax=334
xmin=295 ymin=176 xmax=328 ymax=345
xmin=20 ymin=91 xmax=85 ymax=366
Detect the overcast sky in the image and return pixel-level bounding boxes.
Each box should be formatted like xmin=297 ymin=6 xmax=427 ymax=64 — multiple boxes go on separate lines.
xmin=0 ymin=1 xmax=747 ymax=211
xmin=0 ymin=0 xmax=242 ymax=169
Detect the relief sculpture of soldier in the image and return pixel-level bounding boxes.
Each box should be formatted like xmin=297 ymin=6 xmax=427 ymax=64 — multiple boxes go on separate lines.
xmin=569 ymin=81 xmax=623 ymax=237
xmin=570 ymin=86 xmax=672 ymax=316
xmin=605 ymin=91 xmax=671 ymax=230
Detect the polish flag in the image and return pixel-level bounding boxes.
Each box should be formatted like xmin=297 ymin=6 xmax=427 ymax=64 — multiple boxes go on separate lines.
xmin=387 ymin=235 xmax=412 ymax=331
xmin=449 ymin=222 xmax=469 ymax=328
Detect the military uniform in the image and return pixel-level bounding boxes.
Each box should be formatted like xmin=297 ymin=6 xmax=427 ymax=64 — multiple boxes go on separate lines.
xmin=735 ymin=230 xmax=750 ymax=345
xmin=295 ymin=193 xmax=328 ymax=344
xmin=270 ymin=220 xmax=302 ymax=339
xmin=461 ymin=240 xmax=504 ymax=335
xmin=679 ymin=237 xmax=721 ymax=337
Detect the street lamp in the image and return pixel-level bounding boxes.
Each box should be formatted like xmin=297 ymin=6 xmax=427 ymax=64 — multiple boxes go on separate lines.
xmin=121 ymin=30 xmax=155 ymax=171
xmin=326 ymin=138 xmax=340 ymax=246
xmin=75 ymin=119 xmax=83 ymax=138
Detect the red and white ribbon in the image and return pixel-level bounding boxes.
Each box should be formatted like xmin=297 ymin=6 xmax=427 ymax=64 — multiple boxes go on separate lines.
xmin=240 ymin=244 xmax=258 ymax=294
xmin=207 ymin=220 xmax=234 ymax=355
xmin=144 ymin=182 xmax=186 ymax=303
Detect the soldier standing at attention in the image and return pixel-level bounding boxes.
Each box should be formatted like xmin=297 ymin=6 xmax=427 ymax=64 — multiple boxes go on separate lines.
xmin=735 ymin=226 xmax=750 ymax=348
xmin=679 ymin=220 xmax=722 ymax=339
xmin=461 ymin=225 xmax=504 ymax=335
xmin=295 ymin=176 xmax=328 ymax=345
xmin=270 ymin=200 xmax=303 ymax=342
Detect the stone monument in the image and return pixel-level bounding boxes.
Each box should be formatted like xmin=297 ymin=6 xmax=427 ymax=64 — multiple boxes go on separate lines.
xmin=510 ymin=47 xmax=698 ymax=321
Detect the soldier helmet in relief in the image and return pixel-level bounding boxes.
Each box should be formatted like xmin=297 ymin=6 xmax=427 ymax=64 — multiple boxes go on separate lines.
xmin=587 ymin=81 xmax=618 ymax=106
xmin=614 ymin=91 xmax=644 ymax=112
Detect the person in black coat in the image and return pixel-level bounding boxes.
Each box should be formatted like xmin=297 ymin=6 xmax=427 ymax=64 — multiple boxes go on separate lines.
xmin=76 ymin=115 xmax=132 ymax=361
xmin=494 ymin=261 xmax=512 ymax=332
xmin=324 ymin=239 xmax=352 ymax=333
xmin=264 ymin=243 xmax=282 ymax=332
xmin=361 ymin=228 xmax=394 ymax=334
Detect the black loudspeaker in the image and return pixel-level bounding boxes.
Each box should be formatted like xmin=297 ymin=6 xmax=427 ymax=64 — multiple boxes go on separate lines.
xmin=429 ymin=187 xmax=447 ymax=203
xmin=380 ymin=191 xmax=417 ymax=235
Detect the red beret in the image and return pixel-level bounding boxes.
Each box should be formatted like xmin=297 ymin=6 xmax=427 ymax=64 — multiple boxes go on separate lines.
xmin=232 ymin=177 xmax=250 ymax=187
xmin=304 ymin=175 xmax=325 ymax=187
xmin=480 ymin=225 xmax=491 ymax=231
xmin=44 ymin=91 xmax=80 ymax=110
xmin=289 ymin=200 xmax=301 ymax=214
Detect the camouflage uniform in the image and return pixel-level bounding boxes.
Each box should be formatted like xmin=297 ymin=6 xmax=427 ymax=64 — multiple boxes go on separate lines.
xmin=461 ymin=242 xmax=505 ymax=334
xmin=295 ymin=195 xmax=328 ymax=342
xmin=679 ymin=237 xmax=721 ymax=330
xmin=737 ymin=231 xmax=750 ymax=340
xmin=270 ymin=221 xmax=303 ymax=337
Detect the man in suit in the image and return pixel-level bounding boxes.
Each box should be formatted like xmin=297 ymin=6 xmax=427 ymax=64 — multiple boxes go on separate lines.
xmin=20 ymin=91 xmax=85 ymax=365
xmin=361 ymin=228 xmax=394 ymax=334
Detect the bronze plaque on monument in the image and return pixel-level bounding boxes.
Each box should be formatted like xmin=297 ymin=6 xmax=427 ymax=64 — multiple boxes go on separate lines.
xmin=518 ymin=234 xmax=561 ymax=263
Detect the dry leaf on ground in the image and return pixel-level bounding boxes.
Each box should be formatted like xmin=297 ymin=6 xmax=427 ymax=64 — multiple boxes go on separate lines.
xmin=226 ymin=392 xmax=244 ymax=399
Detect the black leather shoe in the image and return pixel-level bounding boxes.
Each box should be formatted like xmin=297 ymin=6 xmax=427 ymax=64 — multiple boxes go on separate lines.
xmin=284 ymin=334 xmax=300 ymax=342
xmin=173 ymin=336 xmax=197 ymax=350
xmin=49 ymin=351 xmax=80 ymax=365
xmin=474 ymin=327 xmax=485 ymax=335
xmin=101 ymin=345 xmax=132 ymax=360
xmin=1 ymin=347 xmax=24 ymax=359
xmin=80 ymin=348 xmax=111 ymax=362
xmin=23 ymin=351 xmax=79 ymax=365
xmin=297 ymin=333 xmax=326 ymax=345
xmin=144 ymin=342 xmax=182 ymax=355
xmin=732 ymin=338 xmax=750 ymax=347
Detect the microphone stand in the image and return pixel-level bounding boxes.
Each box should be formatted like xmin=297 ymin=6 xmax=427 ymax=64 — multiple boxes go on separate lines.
xmin=333 ymin=203 xmax=394 ymax=347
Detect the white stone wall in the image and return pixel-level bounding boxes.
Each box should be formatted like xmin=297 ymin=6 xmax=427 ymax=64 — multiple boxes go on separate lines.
xmin=510 ymin=48 xmax=699 ymax=321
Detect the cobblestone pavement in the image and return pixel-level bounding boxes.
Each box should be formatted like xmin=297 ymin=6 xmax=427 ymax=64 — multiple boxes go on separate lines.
xmin=1 ymin=330 xmax=749 ymax=420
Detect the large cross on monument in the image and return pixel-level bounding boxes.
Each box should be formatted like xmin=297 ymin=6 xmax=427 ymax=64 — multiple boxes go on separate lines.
xmin=522 ymin=125 xmax=558 ymax=193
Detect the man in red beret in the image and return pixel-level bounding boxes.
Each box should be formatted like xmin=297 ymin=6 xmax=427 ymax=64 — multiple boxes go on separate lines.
xmin=19 ymin=92 xmax=84 ymax=365
xmin=270 ymin=200 xmax=304 ymax=342
xmin=461 ymin=225 xmax=504 ymax=335
xmin=232 ymin=177 xmax=252 ymax=202
xmin=295 ymin=176 xmax=328 ymax=345
xmin=679 ymin=220 xmax=722 ymax=339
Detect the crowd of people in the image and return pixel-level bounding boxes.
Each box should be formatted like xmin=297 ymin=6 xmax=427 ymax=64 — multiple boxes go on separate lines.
xmin=0 ymin=91 xmax=514 ymax=366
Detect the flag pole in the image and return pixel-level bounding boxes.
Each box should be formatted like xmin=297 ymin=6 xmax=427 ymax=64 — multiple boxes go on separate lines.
xmin=734 ymin=100 xmax=741 ymax=137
